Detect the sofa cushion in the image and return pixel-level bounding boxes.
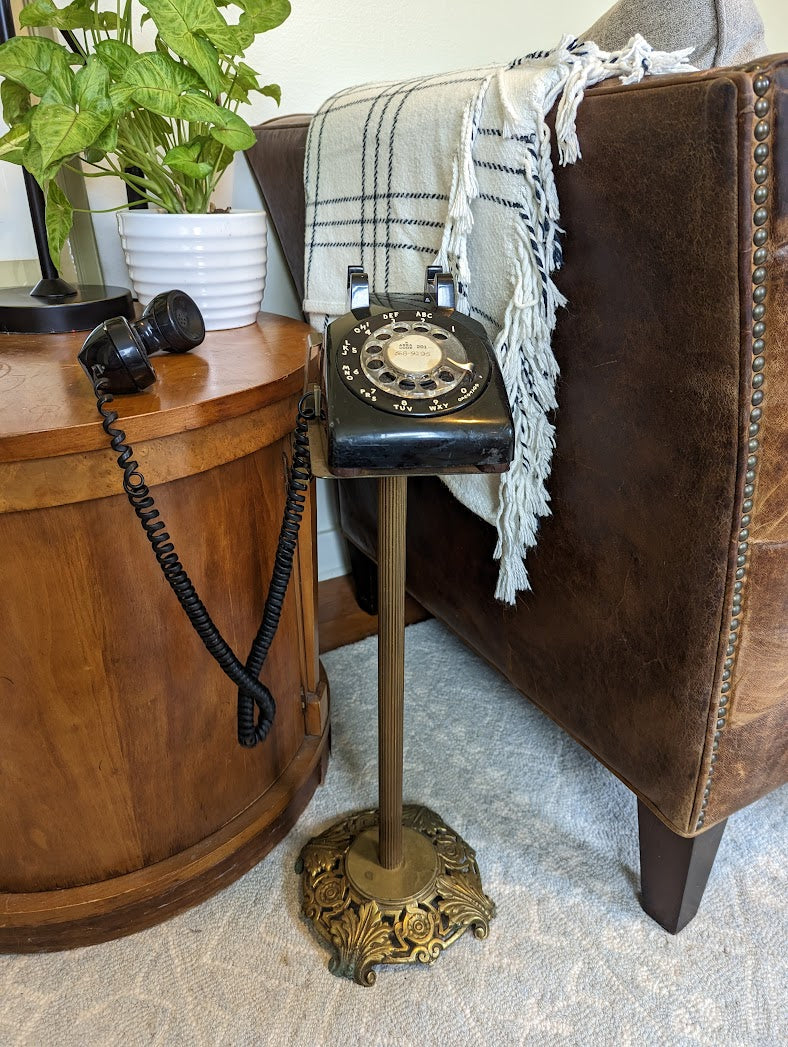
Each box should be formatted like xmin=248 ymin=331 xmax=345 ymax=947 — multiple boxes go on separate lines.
xmin=582 ymin=0 xmax=766 ymax=68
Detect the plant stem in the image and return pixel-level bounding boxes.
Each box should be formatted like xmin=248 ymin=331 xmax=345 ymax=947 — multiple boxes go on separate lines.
xmin=203 ymin=144 xmax=227 ymax=211
xmin=73 ymin=201 xmax=151 ymax=214
xmin=66 ymin=162 xmax=172 ymax=210
xmin=117 ymin=113 xmax=184 ymax=211
xmin=123 ymin=0 xmax=133 ymax=46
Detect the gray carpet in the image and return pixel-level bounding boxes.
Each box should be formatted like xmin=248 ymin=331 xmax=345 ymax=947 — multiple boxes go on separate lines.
xmin=1 ymin=619 xmax=786 ymax=1046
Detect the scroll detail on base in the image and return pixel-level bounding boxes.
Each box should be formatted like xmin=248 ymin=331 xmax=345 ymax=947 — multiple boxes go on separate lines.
xmin=296 ymin=804 xmax=495 ymax=986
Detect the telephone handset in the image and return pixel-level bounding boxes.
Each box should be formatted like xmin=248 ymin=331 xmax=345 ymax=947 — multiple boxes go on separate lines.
xmin=78 ymin=288 xmax=206 ymax=391
xmin=323 ymin=266 xmax=514 ymax=475
xmin=80 ymin=268 xmax=512 ymax=749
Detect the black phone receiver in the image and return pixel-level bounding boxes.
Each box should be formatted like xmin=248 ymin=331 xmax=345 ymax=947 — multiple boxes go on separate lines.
xmin=78 ymin=289 xmax=205 ymax=393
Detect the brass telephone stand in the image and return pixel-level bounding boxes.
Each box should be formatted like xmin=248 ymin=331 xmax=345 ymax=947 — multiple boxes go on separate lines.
xmin=297 ymin=465 xmax=495 ymax=985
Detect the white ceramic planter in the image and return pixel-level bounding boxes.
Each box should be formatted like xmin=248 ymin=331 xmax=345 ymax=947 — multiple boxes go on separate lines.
xmin=117 ymin=210 xmax=268 ymax=331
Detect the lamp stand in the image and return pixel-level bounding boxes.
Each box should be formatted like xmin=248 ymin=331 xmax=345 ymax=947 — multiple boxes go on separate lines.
xmin=297 ymin=475 xmax=495 ymax=986
xmin=0 ymin=0 xmax=133 ymax=334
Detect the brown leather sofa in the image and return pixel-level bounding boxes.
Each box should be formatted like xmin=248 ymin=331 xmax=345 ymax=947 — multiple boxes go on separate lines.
xmin=247 ymin=55 xmax=787 ymax=933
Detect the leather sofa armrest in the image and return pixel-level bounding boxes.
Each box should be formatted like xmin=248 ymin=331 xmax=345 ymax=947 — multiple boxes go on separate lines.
xmin=247 ymin=113 xmax=312 ymax=305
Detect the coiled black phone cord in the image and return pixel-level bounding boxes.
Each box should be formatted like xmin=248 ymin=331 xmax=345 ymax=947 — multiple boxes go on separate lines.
xmin=94 ymin=379 xmax=315 ymax=748
xmin=236 ymin=398 xmax=313 ymax=746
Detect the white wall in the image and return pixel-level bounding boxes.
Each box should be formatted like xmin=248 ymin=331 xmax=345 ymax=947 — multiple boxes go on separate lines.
xmin=239 ymin=0 xmax=788 ymax=130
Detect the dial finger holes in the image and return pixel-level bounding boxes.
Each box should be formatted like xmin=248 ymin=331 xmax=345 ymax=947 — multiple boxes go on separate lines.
xmin=355 ymin=317 xmax=478 ymax=403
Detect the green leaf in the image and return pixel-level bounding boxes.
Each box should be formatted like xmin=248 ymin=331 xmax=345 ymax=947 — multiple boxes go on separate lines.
xmin=21 ymin=127 xmax=64 ymax=184
xmin=122 ymin=50 xmax=207 ymax=99
xmin=1 ymin=79 xmax=32 ymax=125
xmin=189 ymin=32 xmax=232 ymax=89
xmin=74 ymin=57 xmax=113 ymax=117
xmin=22 ymin=130 xmax=47 ymax=181
xmin=207 ymin=111 xmax=255 ymax=151
xmin=108 ymin=82 xmax=137 ymax=113
xmin=258 ymin=82 xmax=281 ymax=104
xmin=0 ymin=123 xmax=29 ymax=164
xmin=19 ymin=0 xmax=118 ymax=31
xmin=83 ymin=118 xmax=118 ymax=163
xmin=44 ymin=179 xmax=73 ymax=268
xmin=0 ymin=36 xmax=76 ymax=103
xmin=228 ymin=76 xmax=279 ymax=105
xmin=138 ymin=0 xmax=232 ymax=94
xmin=94 ymin=39 xmax=138 ymax=80
xmin=237 ymin=0 xmax=290 ymax=38
xmin=233 ymin=61 xmax=260 ymax=89
xmin=31 ymin=101 xmax=111 ymax=169
xmin=119 ymin=52 xmax=253 ymax=149
xmin=162 ymin=141 xmax=212 ymax=178
xmin=180 ymin=132 xmax=233 ymax=176
xmin=225 ymin=60 xmax=260 ymax=104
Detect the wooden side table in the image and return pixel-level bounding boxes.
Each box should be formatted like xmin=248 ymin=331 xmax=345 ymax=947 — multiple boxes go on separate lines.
xmin=0 ymin=314 xmax=329 ymax=951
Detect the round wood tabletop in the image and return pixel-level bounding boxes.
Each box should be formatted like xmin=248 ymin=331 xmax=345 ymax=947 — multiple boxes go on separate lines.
xmin=0 ymin=312 xmax=312 ymax=462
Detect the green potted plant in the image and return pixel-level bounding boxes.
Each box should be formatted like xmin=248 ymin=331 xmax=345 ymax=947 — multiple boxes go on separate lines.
xmin=0 ymin=0 xmax=290 ymax=328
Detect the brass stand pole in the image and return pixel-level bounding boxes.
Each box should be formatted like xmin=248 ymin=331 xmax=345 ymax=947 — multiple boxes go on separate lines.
xmin=377 ymin=475 xmax=406 ymax=869
xmin=297 ymin=473 xmax=495 ymax=986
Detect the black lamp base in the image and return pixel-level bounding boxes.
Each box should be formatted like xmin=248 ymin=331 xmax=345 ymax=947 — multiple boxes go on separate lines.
xmin=0 ymin=284 xmax=134 ymax=334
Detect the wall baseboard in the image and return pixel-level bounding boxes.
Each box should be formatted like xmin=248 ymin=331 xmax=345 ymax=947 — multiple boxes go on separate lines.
xmin=318 ymin=574 xmax=429 ymax=653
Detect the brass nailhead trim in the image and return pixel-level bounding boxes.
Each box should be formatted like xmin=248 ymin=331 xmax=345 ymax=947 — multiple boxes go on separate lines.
xmin=753 ymin=74 xmax=770 ymax=95
xmin=697 ymin=70 xmax=771 ymax=830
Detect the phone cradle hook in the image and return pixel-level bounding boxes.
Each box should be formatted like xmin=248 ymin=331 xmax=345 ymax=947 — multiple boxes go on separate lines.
xmin=346 ymin=266 xmax=370 ymax=312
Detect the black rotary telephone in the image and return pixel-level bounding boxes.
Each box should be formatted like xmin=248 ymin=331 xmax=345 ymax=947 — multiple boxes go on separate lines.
xmin=80 ymin=270 xmax=512 ymax=748
xmin=323 ymin=266 xmax=513 ymax=475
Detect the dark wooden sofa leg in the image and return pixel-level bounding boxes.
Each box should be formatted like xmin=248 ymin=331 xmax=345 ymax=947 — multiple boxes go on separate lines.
xmin=637 ymin=799 xmax=727 ymax=934
xmin=347 ymin=542 xmax=379 ymax=616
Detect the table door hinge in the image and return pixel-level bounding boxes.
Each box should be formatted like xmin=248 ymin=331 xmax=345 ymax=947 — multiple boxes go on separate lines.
xmin=302 ymin=678 xmax=328 ymax=737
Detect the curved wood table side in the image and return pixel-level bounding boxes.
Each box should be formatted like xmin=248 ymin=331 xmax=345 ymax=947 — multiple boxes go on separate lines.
xmin=0 ymin=314 xmax=328 ymax=951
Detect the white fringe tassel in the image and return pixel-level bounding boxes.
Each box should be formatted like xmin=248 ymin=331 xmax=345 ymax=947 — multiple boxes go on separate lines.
xmin=436 ymin=35 xmax=695 ymax=603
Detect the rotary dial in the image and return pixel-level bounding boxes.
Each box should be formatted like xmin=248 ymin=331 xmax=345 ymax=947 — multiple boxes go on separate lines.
xmin=335 ymin=310 xmax=490 ymax=417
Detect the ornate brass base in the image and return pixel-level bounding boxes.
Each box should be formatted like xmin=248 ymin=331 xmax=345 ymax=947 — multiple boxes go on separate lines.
xmin=296 ymin=804 xmax=495 ymax=985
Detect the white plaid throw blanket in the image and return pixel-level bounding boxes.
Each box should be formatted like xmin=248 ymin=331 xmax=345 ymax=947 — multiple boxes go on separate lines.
xmin=304 ymin=36 xmax=693 ymax=602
